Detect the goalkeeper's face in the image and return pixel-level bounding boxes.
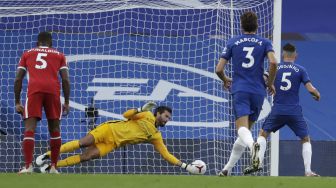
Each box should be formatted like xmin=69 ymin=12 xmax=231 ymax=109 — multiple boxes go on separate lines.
xmin=156 ymin=110 xmax=172 ymax=127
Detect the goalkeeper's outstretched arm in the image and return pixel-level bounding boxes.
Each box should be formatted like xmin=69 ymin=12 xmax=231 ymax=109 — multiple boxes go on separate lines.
xmin=151 ymin=137 xmax=198 ymax=174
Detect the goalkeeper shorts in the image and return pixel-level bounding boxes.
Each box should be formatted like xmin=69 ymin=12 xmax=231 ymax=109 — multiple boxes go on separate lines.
xmin=89 ymin=122 xmax=117 ymax=157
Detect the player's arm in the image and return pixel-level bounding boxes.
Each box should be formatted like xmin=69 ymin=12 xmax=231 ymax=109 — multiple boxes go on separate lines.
xmin=14 ymin=68 xmax=26 ymax=114
xmin=122 ymin=102 xmax=157 ymax=120
xmin=60 ymin=68 xmax=70 ymax=114
xmin=266 ymin=51 xmax=278 ymax=95
xmin=14 ymin=53 xmax=27 ymax=115
xmin=151 ymin=138 xmax=180 ymax=165
xmin=151 ymin=136 xmax=198 ymax=174
xmin=263 ymin=71 xmax=269 ymax=84
xmin=123 ymin=109 xmax=141 ymax=120
xmin=305 ymin=82 xmax=320 ymax=101
xmin=215 ymin=58 xmax=228 ymax=82
xmin=216 ymin=58 xmax=232 ymax=90
xmin=59 ymin=54 xmax=70 ymax=115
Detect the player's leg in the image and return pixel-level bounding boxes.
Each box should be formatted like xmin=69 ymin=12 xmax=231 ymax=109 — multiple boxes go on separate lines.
xmin=47 ymin=119 xmax=61 ymax=173
xmin=40 ymin=123 xmax=112 ymax=170
xmin=233 ymin=92 xmax=254 ymax=152
xmin=244 ymin=114 xmax=285 ymax=174
xmin=61 ymin=134 xmax=95 ymax=153
xmin=56 ymin=142 xmax=115 ymax=168
xmin=39 ymin=135 xmax=97 ymax=173
xmin=43 ymin=93 xmax=62 ymax=170
xmin=287 ymin=116 xmax=319 ymax=176
xmin=55 ymin=145 xmax=99 ymax=168
xmin=301 ymin=136 xmax=317 ymax=176
xmin=243 ymin=127 xmax=268 ymax=175
xmin=256 ymin=130 xmax=268 ymax=166
xmin=19 ymin=118 xmax=38 ymax=173
xmin=219 ymin=137 xmax=247 ymax=176
xmin=56 ymin=123 xmax=115 ymax=168
xmin=36 ymin=133 xmax=96 ymax=166
xmin=40 ymin=142 xmax=98 ymax=173
xmin=19 ymin=93 xmax=43 ymax=173
xmin=37 ymin=122 xmax=110 ymax=166
xmin=301 ymin=138 xmax=319 ymax=176
xmin=220 ymin=93 xmax=255 ymax=176
xmin=247 ymin=94 xmax=266 ymax=168
xmin=255 ymin=115 xmax=283 ymax=167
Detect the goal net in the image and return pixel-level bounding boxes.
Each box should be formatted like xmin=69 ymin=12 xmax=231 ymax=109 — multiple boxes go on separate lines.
xmin=0 ymin=0 xmax=279 ymax=175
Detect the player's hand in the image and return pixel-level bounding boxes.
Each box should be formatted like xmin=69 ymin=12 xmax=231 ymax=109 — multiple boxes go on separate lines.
xmin=15 ymin=103 xmax=24 ymax=115
xmin=223 ymin=77 xmax=232 ymax=90
xmin=184 ymin=163 xmax=199 ymax=174
xmin=62 ymin=103 xmax=70 ymax=116
xmin=139 ymin=101 xmax=157 ymax=112
xmin=312 ymin=92 xmax=320 ymax=101
xmin=267 ymin=84 xmax=276 ymax=95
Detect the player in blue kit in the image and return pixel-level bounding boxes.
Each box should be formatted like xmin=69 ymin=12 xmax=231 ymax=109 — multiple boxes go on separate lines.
xmin=243 ymin=43 xmax=321 ymax=176
xmin=216 ymin=11 xmax=278 ymax=176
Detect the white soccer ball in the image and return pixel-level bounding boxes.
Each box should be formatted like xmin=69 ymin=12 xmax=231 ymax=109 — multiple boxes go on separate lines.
xmin=191 ymin=160 xmax=207 ymax=175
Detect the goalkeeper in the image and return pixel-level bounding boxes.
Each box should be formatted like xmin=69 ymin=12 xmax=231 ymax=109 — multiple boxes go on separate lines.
xmin=36 ymin=102 xmax=199 ymax=174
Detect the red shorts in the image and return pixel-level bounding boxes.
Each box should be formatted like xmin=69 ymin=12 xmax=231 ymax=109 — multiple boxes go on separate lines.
xmin=24 ymin=93 xmax=62 ymax=120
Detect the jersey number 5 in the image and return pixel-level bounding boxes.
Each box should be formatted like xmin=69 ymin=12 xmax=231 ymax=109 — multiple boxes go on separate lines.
xmin=280 ymin=72 xmax=292 ymax=91
xmin=242 ymin=47 xmax=255 ymax=68
xmin=35 ymin=53 xmax=48 ymax=69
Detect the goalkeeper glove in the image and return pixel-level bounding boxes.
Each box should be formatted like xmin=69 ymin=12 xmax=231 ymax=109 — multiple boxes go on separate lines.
xmin=180 ymin=162 xmax=198 ymax=174
xmin=137 ymin=101 xmax=157 ymax=112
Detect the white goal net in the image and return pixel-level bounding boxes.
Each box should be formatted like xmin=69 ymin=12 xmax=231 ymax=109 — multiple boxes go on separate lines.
xmin=0 ymin=0 xmax=280 ymax=175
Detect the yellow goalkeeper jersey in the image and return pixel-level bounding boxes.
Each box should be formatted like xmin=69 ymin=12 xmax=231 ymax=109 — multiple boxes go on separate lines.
xmin=90 ymin=109 xmax=180 ymax=165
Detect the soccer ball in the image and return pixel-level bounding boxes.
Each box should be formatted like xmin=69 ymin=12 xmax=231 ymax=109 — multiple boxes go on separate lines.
xmin=191 ymin=160 xmax=207 ymax=175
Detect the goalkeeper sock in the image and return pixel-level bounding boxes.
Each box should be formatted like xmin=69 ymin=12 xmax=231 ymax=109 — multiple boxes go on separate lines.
xmin=237 ymin=127 xmax=254 ymax=152
xmin=23 ymin=131 xmax=34 ymax=168
xmin=50 ymin=131 xmax=62 ymax=167
xmin=47 ymin=140 xmax=80 ymax=157
xmin=257 ymin=136 xmax=267 ymax=165
xmin=57 ymin=155 xmax=81 ymax=167
xmin=302 ymin=142 xmax=312 ymax=173
xmin=223 ymin=137 xmax=246 ymax=172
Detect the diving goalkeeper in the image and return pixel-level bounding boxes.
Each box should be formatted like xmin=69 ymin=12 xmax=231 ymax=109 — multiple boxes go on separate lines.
xmin=36 ymin=102 xmax=199 ymax=174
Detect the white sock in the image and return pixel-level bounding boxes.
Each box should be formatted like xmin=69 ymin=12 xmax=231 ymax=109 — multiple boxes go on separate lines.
xmin=237 ymin=127 xmax=254 ymax=152
xmin=257 ymin=136 xmax=267 ymax=165
xmin=302 ymin=142 xmax=312 ymax=173
xmin=223 ymin=137 xmax=246 ymax=172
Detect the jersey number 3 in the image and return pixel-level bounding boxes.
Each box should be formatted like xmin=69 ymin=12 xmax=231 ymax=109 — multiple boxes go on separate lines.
xmin=242 ymin=47 xmax=254 ymax=68
xmin=35 ymin=53 xmax=48 ymax=69
xmin=280 ymin=72 xmax=292 ymax=91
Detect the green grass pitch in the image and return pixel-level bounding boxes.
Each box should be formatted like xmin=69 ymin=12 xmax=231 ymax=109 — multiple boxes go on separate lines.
xmin=1 ymin=173 xmax=336 ymax=188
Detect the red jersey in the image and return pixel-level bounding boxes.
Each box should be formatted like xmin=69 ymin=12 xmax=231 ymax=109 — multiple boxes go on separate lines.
xmin=18 ymin=46 xmax=67 ymax=96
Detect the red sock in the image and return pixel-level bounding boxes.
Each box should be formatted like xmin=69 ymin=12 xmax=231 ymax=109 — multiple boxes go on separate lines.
xmin=23 ymin=131 xmax=34 ymax=168
xmin=50 ymin=131 xmax=61 ymax=167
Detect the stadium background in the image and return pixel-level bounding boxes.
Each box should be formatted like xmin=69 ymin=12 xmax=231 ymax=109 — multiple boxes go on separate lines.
xmin=0 ymin=0 xmax=335 ymax=176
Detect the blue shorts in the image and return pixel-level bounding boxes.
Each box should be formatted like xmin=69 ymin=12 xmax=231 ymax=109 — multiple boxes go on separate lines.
xmin=232 ymin=92 xmax=264 ymax=122
xmin=262 ymin=114 xmax=309 ymax=139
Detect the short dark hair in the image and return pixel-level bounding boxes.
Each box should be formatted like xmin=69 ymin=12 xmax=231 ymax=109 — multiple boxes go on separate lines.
xmin=154 ymin=106 xmax=172 ymax=115
xmin=282 ymin=43 xmax=296 ymax=52
xmin=37 ymin=32 xmax=52 ymax=47
xmin=241 ymin=11 xmax=258 ymax=32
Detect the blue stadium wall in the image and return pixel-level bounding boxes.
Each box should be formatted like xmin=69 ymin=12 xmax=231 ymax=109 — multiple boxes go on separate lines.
xmin=279 ymin=0 xmax=336 ymax=176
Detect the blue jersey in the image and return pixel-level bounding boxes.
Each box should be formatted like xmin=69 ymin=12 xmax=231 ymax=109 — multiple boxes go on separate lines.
xmin=220 ymin=34 xmax=274 ymax=95
xmin=272 ymin=62 xmax=311 ymax=115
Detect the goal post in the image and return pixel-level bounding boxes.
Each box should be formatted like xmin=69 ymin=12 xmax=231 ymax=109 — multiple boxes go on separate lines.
xmin=0 ymin=0 xmax=281 ymax=175
xmin=270 ymin=0 xmax=282 ymax=177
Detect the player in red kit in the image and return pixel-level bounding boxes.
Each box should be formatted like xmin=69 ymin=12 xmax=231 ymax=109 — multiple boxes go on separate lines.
xmin=14 ymin=32 xmax=70 ymax=174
